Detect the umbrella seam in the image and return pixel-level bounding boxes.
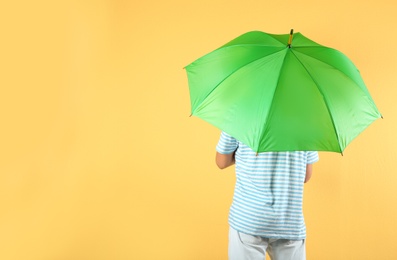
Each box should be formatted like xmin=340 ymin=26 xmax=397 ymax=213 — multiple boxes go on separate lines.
xmin=217 ymin=30 xmax=289 ymax=50
xmin=219 ymin=44 xmax=286 ymax=49
xmin=289 ymin=50 xmax=343 ymax=153
xmin=203 ymin=45 xmax=285 ymax=62
xmin=185 ymin=45 xmax=284 ymax=69
xmin=257 ymin=49 xmax=290 ymax=153
xmin=293 ymin=47 xmax=382 ymax=150
xmin=293 ymin=47 xmax=377 ymax=104
xmin=191 ymin=47 xmax=286 ymax=116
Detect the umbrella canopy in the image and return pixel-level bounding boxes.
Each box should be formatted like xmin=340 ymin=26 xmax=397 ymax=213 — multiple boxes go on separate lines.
xmin=185 ymin=30 xmax=381 ymax=153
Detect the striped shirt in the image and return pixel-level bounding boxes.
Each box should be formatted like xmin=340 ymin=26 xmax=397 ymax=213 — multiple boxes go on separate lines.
xmin=216 ymin=132 xmax=319 ymax=240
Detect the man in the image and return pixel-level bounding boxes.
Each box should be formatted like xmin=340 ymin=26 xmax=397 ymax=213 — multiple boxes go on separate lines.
xmin=216 ymin=132 xmax=319 ymax=260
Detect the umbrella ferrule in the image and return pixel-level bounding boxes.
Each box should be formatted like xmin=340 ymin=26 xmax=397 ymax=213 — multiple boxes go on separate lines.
xmin=287 ymin=29 xmax=294 ymax=48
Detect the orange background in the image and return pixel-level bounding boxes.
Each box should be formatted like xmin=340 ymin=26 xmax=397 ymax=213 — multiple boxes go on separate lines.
xmin=0 ymin=0 xmax=396 ymax=259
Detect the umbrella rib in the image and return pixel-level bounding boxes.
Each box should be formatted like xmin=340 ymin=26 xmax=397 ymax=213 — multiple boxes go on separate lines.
xmin=294 ymin=46 xmax=381 ymax=111
xmin=254 ymin=49 xmax=291 ymax=153
xmin=219 ymin=43 xmax=286 ymax=49
xmin=289 ymin=50 xmax=343 ymax=153
xmin=193 ymin=44 xmax=285 ymax=61
xmin=293 ymin=47 xmax=372 ymax=97
xmin=192 ymin=47 xmax=286 ymax=115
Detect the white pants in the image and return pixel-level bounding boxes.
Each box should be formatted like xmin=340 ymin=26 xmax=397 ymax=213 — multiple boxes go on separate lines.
xmin=228 ymin=227 xmax=306 ymax=260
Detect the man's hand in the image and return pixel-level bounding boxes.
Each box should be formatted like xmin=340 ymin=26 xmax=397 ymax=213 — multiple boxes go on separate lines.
xmin=216 ymin=151 xmax=235 ymax=169
xmin=304 ymin=164 xmax=313 ymax=183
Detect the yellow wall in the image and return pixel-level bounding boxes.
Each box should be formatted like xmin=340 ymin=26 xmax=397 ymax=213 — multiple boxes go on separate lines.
xmin=0 ymin=0 xmax=396 ymax=259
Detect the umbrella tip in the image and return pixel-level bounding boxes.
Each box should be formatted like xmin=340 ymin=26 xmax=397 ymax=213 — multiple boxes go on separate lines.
xmin=287 ymin=29 xmax=294 ymax=48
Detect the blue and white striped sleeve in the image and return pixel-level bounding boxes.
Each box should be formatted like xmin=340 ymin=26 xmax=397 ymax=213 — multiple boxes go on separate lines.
xmin=307 ymin=151 xmax=319 ymax=164
xmin=216 ymin=132 xmax=238 ymax=154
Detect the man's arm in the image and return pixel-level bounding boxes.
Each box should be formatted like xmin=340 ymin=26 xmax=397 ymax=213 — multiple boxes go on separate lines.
xmin=216 ymin=151 xmax=235 ymax=169
xmin=304 ymin=164 xmax=313 ymax=183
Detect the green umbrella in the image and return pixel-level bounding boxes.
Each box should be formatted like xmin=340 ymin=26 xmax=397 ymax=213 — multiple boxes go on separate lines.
xmin=185 ymin=30 xmax=381 ymax=153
